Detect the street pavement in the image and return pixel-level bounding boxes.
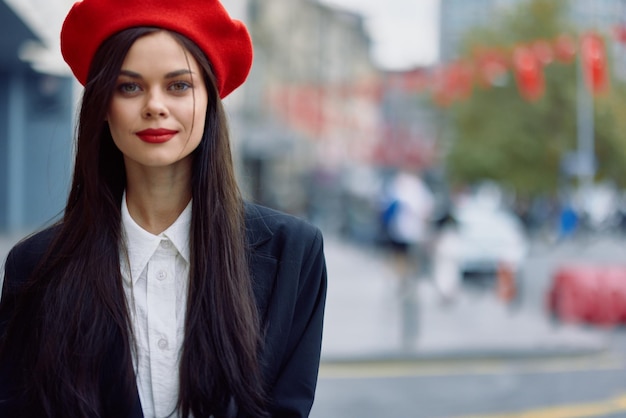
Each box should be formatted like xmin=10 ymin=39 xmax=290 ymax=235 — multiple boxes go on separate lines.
xmin=320 ymin=231 xmax=611 ymax=362
xmin=0 ymin=229 xmax=613 ymax=362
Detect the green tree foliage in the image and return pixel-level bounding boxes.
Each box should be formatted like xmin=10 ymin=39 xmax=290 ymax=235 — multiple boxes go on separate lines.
xmin=593 ymin=83 xmax=626 ymax=186
xmin=442 ymin=0 xmax=626 ymax=197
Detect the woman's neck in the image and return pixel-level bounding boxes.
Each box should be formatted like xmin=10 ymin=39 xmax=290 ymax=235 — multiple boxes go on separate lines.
xmin=124 ymin=165 xmax=192 ymax=235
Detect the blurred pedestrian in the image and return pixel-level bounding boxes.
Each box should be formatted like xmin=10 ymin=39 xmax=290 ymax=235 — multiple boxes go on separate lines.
xmin=432 ymin=211 xmax=461 ymax=304
xmin=558 ymin=201 xmax=579 ymax=240
xmin=0 ymin=1 xmax=327 ymax=417
xmin=381 ymin=169 xmax=434 ymax=285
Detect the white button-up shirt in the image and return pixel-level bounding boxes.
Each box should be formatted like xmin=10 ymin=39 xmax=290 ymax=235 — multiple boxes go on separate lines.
xmin=120 ymin=196 xmax=191 ymax=418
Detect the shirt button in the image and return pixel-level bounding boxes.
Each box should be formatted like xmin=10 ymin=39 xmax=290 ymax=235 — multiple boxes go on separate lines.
xmin=161 ymin=240 xmax=172 ymax=249
xmin=157 ymin=270 xmax=167 ymax=281
xmin=158 ymin=338 xmax=168 ymax=350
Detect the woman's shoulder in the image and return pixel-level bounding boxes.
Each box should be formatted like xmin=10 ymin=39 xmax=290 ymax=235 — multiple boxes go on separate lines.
xmin=244 ymin=202 xmax=322 ymax=245
xmin=4 ymin=225 xmax=60 ymax=276
xmin=1 ymin=225 xmax=60 ymax=296
xmin=245 ymin=202 xmax=321 ymax=234
xmin=7 ymin=225 xmax=60 ymax=260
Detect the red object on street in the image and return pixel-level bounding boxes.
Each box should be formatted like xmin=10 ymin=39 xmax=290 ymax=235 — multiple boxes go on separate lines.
xmin=513 ymin=45 xmax=545 ymax=101
xmin=581 ymin=32 xmax=610 ymax=95
xmin=547 ymin=264 xmax=626 ymax=326
xmin=497 ymin=262 xmax=516 ymax=303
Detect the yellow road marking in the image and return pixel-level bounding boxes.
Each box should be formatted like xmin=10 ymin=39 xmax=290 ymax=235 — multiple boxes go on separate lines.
xmin=319 ymin=355 xmax=626 ymax=418
xmin=319 ymin=353 xmax=621 ymax=379
xmin=452 ymin=393 xmax=626 ymax=418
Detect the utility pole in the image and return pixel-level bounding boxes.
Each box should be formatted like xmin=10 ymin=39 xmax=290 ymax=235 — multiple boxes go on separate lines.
xmin=575 ymin=0 xmax=596 ymax=207
xmin=576 ymin=38 xmax=595 ymax=192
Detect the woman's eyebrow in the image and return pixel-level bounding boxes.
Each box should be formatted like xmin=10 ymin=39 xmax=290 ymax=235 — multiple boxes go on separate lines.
xmin=164 ymin=69 xmax=194 ymax=78
xmin=118 ymin=70 xmax=142 ymax=79
xmin=118 ymin=69 xmax=194 ymax=79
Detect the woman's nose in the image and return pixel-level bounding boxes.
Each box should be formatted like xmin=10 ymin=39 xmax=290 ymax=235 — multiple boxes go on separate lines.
xmin=142 ymin=91 xmax=169 ymax=118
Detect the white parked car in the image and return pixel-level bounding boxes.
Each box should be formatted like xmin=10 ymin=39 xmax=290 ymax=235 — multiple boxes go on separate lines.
xmin=431 ymin=198 xmax=529 ymax=301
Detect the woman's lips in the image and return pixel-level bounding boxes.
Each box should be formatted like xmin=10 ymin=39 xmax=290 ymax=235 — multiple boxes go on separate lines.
xmin=136 ymin=128 xmax=178 ymax=143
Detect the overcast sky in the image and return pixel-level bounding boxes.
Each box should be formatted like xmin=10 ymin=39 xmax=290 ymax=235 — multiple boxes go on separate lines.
xmin=319 ymin=0 xmax=440 ymax=70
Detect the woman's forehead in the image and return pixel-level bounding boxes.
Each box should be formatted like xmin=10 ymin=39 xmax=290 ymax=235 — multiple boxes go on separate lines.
xmin=121 ymin=31 xmax=202 ymax=75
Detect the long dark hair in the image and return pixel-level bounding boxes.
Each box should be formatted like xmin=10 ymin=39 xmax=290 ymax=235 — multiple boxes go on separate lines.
xmin=2 ymin=27 xmax=268 ymax=417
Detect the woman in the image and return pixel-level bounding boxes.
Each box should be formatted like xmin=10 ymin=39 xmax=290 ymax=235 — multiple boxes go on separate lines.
xmin=0 ymin=1 xmax=327 ymax=417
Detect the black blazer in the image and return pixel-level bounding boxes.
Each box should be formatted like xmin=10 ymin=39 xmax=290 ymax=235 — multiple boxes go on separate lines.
xmin=0 ymin=203 xmax=327 ymax=417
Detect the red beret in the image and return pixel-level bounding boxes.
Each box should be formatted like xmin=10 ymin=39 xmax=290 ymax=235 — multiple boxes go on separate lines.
xmin=60 ymin=0 xmax=253 ymax=98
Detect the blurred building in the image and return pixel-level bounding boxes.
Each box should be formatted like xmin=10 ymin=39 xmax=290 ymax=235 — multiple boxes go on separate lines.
xmin=374 ymin=68 xmax=438 ymax=171
xmin=0 ymin=0 xmax=74 ymax=234
xmin=237 ymin=0 xmax=381 ymax=215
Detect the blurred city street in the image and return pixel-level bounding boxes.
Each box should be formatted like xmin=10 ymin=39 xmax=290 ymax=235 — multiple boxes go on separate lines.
xmin=312 ymin=231 xmax=626 ymax=418
xmin=320 ymin=231 xmax=615 ymax=362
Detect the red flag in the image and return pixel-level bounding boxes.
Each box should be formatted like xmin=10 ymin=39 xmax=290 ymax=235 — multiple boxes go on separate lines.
xmin=513 ymin=45 xmax=545 ymax=101
xmin=613 ymin=25 xmax=626 ymax=44
xmin=553 ymin=34 xmax=577 ymax=63
xmin=473 ymin=48 xmax=509 ymax=87
xmin=581 ymin=32 xmax=609 ymax=94
xmin=431 ymin=61 xmax=474 ymax=106
xmin=531 ymin=40 xmax=553 ymax=65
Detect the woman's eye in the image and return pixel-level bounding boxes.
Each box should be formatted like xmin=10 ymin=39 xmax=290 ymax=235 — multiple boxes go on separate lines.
xmin=170 ymin=81 xmax=191 ymax=92
xmin=117 ymin=83 xmax=140 ymax=94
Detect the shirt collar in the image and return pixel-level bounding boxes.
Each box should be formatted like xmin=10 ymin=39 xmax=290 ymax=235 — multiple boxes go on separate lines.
xmin=121 ymin=193 xmax=192 ymax=284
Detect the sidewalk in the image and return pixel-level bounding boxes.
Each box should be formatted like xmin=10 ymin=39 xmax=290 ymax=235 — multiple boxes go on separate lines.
xmin=320 ymin=232 xmax=610 ymax=362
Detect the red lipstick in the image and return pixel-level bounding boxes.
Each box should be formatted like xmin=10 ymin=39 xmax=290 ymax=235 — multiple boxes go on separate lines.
xmin=136 ymin=128 xmax=177 ymax=143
